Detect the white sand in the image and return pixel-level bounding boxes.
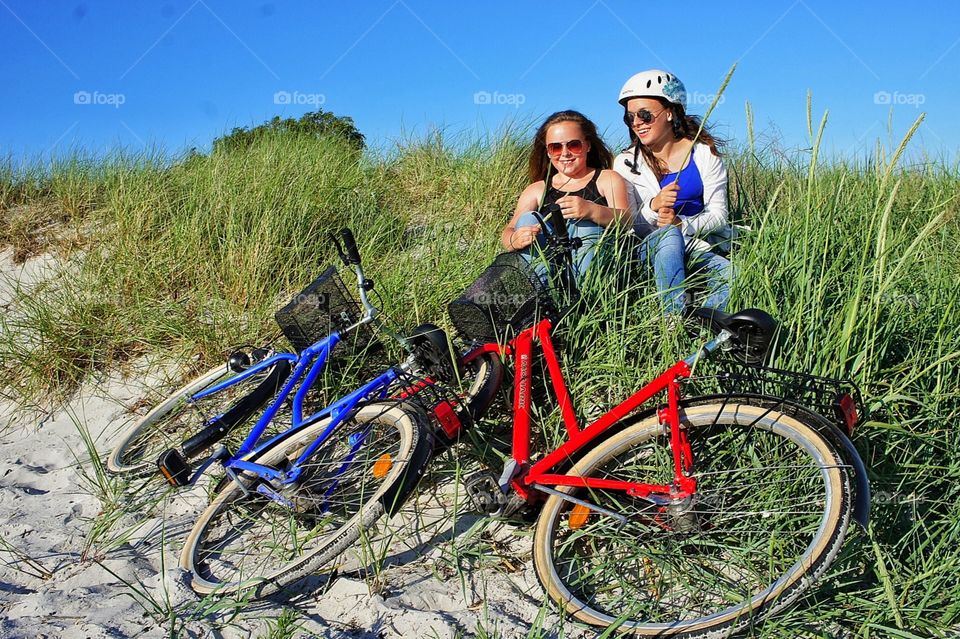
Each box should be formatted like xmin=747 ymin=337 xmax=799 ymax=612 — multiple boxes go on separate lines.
xmin=0 ymin=251 xmax=586 ymax=638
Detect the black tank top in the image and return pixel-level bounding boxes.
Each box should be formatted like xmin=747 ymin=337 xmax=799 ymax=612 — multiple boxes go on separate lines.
xmin=543 ymin=169 xmax=608 ymax=207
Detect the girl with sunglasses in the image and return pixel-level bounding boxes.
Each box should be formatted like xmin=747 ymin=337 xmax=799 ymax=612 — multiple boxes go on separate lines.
xmin=501 ymin=110 xmax=630 ymax=278
xmin=614 ymin=69 xmax=732 ymax=314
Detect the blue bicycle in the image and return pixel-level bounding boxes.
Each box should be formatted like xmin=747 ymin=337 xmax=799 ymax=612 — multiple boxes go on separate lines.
xmin=105 ymin=230 xmax=503 ymax=597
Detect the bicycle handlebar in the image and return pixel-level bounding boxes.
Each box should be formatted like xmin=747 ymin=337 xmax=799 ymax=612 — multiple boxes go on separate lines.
xmin=328 ymin=228 xmax=377 ymax=326
xmin=531 ymin=202 xmax=581 ymax=302
xmin=340 ymin=228 xmax=362 ymax=266
xmin=328 ymin=227 xmax=413 ymax=350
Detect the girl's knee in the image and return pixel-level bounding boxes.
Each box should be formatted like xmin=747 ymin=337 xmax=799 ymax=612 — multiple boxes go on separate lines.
xmin=515 ymin=211 xmax=540 ymax=228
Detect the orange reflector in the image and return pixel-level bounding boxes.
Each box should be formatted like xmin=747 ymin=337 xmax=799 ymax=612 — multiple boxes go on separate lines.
xmin=372 ymin=454 xmax=393 ymax=479
xmin=568 ymin=504 xmax=591 ymax=529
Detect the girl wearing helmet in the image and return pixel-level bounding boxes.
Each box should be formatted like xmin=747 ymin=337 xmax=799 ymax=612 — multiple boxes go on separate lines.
xmin=501 ymin=110 xmax=631 ymax=279
xmin=614 ymin=69 xmax=732 ymax=313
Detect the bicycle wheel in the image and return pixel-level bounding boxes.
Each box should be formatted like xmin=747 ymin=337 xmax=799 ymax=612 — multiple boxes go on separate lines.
xmin=107 ymin=359 xmax=285 ymax=476
xmin=180 ymin=401 xmax=430 ymax=597
xmin=533 ymin=399 xmax=852 ymax=637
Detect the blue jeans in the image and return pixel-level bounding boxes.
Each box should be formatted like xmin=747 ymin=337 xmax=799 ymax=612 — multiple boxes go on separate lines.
xmin=514 ymin=211 xmax=605 ymax=280
xmin=637 ymin=225 xmax=731 ymax=314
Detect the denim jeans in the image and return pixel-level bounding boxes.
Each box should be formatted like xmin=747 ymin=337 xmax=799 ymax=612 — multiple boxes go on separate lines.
xmin=637 ymin=225 xmax=731 ymax=314
xmin=514 ymin=211 xmax=605 ymax=280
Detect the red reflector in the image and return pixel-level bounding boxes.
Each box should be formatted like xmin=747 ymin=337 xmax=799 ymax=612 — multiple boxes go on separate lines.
xmin=434 ymin=400 xmax=462 ymax=439
xmin=835 ymin=394 xmax=858 ymax=435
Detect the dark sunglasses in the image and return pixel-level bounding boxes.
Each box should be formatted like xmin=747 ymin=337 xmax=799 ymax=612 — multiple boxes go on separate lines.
xmin=545 ymin=139 xmax=585 ymax=157
xmin=624 ymin=107 xmax=665 ymax=125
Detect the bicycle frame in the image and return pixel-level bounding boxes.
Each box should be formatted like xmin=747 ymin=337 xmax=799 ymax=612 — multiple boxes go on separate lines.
xmin=473 ymin=318 xmax=734 ymax=505
xmin=187 ymin=330 xmax=401 ymax=486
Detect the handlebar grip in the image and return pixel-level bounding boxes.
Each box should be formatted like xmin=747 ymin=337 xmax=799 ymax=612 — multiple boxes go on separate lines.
xmin=340 ymin=228 xmax=361 ymax=265
xmin=548 ymin=203 xmax=568 ymax=240
xmin=538 ymin=203 xmax=569 ymax=240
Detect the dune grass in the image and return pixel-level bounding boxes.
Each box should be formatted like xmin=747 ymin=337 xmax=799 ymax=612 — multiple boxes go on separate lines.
xmin=1 ymin=116 xmax=959 ymax=637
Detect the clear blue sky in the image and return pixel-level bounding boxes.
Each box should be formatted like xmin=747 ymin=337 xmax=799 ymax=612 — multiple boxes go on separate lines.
xmin=3 ymin=0 xmax=957 ymax=163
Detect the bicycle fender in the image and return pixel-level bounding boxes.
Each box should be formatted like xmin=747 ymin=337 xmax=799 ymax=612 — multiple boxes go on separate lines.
xmin=379 ymin=410 xmax=434 ymax=517
xmin=816 ymin=419 xmax=871 ymax=530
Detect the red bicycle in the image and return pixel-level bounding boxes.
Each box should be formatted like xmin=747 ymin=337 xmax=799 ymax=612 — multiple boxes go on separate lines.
xmin=431 ymin=205 xmax=871 ymax=637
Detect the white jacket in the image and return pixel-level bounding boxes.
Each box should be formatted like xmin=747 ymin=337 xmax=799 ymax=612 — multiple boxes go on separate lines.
xmin=614 ymin=142 xmax=730 ymax=254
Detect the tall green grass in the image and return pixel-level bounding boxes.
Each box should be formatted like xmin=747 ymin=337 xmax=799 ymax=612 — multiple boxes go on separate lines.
xmin=1 ymin=118 xmax=959 ymax=636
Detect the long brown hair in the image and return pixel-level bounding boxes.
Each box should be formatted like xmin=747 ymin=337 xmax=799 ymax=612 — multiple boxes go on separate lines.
xmin=528 ymin=110 xmax=613 ymax=183
xmin=623 ymin=98 xmax=724 ymax=181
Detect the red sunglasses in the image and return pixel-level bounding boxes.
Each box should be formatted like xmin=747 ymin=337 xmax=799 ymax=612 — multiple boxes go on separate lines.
xmin=546 ymin=139 xmax=586 ymax=158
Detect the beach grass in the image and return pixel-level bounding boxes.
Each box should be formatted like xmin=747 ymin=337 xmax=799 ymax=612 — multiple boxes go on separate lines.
xmin=1 ymin=115 xmax=959 ymax=637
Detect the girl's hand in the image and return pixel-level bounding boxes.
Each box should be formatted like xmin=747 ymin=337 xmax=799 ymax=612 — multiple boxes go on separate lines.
xmin=556 ymin=195 xmax=596 ymax=221
xmin=657 ymin=207 xmax=681 ymax=227
xmin=651 ymin=182 xmax=680 ymax=211
xmin=509 ymin=225 xmax=540 ymax=250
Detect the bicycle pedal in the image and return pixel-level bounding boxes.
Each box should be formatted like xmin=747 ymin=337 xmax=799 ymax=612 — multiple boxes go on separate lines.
xmin=464 ymin=471 xmax=507 ymax=515
xmin=157 ymin=448 xmax=192 ymax=487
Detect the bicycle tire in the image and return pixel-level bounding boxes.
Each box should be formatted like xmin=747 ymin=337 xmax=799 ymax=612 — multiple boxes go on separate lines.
xmin=459 ymin=352 xmax=504 ymax=423
xmin=106 ymin=360 xmax=284 ymax=476
xmin=179 ymin=401 xmax=430 ymax=598
xmin=532 ymin=399 xmax=852 ymax=637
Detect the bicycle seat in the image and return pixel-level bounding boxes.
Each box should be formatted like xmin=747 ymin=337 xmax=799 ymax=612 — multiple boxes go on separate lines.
xmin=409 ymin=323 xmax=463 ymax=383
xmin=688 ymin=307 xmax=778 ymax=365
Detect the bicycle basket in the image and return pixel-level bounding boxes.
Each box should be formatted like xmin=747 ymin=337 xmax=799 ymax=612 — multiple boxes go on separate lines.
xmin=447 ymin=252 xmax=551 ymax=343
xmin=705 ymin=363 xmax=866 ymax=427
xmin=274 ymin=266 xmax=375 ymax=354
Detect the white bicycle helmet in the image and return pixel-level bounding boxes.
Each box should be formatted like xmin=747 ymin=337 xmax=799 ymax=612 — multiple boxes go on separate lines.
xmin=618 ymin=69 xmax=686 ymax=109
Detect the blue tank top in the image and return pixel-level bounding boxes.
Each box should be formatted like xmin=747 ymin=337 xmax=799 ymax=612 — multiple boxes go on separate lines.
xmin=658 ymin=154 xmax=704 ymax=217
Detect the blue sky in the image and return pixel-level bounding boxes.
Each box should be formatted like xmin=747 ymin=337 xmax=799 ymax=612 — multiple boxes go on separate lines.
xmin=3 ymin=0 xmax=957 ymax=163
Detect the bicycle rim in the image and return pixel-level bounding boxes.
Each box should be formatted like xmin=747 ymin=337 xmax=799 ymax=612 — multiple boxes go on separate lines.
xmin=533 ymin=401 xmax=852 ymax=637
xmin=180 ymin=402 xmax=425 ymax=597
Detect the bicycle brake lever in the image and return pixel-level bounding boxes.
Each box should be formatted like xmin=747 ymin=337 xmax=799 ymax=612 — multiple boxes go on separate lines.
xmin=328 ymin=232 xmax=350 ymax=266
xmin=531 ymin=210 xmax=549 ymax=235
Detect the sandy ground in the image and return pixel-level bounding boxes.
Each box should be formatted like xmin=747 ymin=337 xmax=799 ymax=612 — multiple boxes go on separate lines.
xmin=0 ymin=251 xmax=582 ymax=639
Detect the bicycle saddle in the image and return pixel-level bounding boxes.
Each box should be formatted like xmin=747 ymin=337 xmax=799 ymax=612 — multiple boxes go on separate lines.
xmin=688 ymin=307 xmax=778 ymax=365
xmin=409 ymin=323 xmax=463 ymax=383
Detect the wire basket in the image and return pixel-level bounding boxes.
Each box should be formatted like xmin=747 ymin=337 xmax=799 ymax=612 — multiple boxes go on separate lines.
xmin=690 ymin=363 xmax=865 ymax=426
xmin=274 ymin=266 xmax=375 ymax=354
xmin=447 ymin=252 xmax=552 ymax=343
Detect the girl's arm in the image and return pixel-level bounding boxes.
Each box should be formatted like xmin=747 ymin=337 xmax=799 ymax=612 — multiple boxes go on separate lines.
xmin=500 ymin=181 xmax=544 ymax=250
xmin=614 ymin=151 xmax=659 ymax=226
xmin=595 ymin=169 xmax=634 ymax=229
